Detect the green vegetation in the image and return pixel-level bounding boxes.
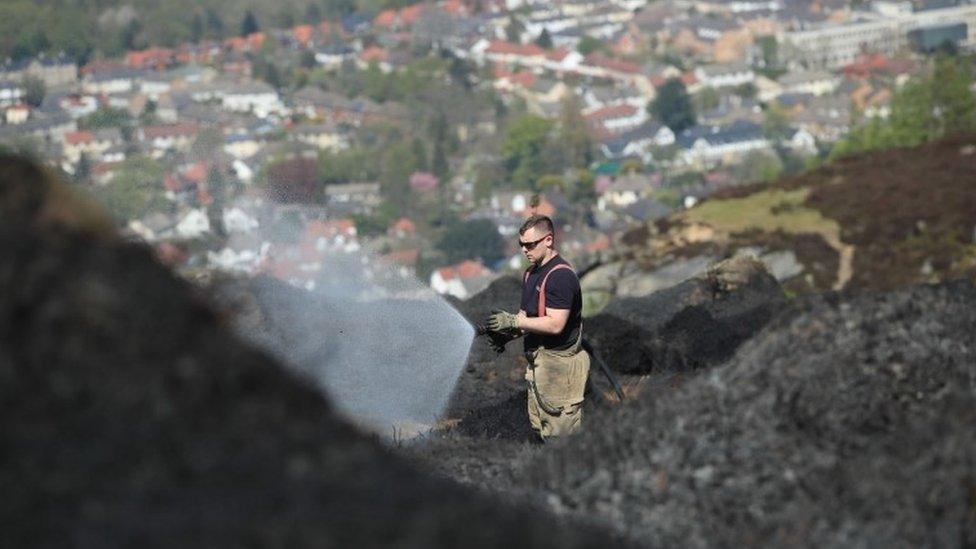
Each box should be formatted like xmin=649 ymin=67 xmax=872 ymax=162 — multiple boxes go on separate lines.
xmin=93 ymin=156 xmax=170 ymax=222
xmin=830 ymin=56 xmax=976 ymax=159
xmin=435 ymin=218 xmax=505 ymax=265
xmin=650 ymin=78 xmax=695 ymax=133
xmin=0 ymin=0 xmax=386 ymax=61
xmin=681 ymin=188 xmax=841 ymax=242
xmin=577 ymin=36 xmax=602 ymax=56
xmin=502 ymin=114 xmax=555 ymax=189
xmin=78 ymin=106 xmax=132 ymax=130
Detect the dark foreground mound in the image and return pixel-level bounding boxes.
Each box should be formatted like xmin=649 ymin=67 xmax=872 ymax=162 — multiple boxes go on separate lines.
xmin=0 ymin=157 xmax=615 ymax=547
xmin=586 ymin=255 xmax=787 ymax=375
xmin=523 ymin=282 xmax=976 ymax=547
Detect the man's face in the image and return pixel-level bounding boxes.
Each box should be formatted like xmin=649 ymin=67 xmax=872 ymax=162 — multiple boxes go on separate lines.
xmin=519 ymin=225 xmax=552 ymax=265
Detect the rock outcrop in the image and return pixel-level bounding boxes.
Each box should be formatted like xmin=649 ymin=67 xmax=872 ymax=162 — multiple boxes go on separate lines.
xmin=586 ymin=255 xmax=787 ymax=375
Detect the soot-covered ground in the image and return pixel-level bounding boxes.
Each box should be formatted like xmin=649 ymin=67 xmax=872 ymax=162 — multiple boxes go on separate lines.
xmin=412 ymin=259 xmax=976 ymax=547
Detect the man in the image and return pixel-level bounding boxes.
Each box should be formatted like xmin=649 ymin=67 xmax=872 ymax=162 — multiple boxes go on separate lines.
xmin=485 ymin=214 xmax=590 ymax=440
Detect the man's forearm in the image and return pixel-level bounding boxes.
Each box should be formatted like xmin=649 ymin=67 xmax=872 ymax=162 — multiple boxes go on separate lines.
xmin=517 ymin=313 xmax=565 ymax=335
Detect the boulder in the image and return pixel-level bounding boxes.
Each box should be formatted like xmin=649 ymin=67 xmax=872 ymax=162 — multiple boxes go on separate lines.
xmin=586 ymin=255 xmax=787 ymax=375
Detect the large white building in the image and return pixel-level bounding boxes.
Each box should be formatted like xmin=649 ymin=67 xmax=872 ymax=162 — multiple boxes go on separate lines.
xmin=781 ymin=3 xmax=976 ymax=68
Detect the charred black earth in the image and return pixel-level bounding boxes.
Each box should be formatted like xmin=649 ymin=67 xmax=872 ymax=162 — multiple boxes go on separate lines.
xmin=420 ymin=256 xmax=976 ymax=547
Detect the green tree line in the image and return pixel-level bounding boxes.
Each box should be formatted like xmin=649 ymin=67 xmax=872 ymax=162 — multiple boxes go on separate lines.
xmin=830 ymin=56 xmax=976 ymax=159
xmin=0 ymin=0 xmax=417 ymax=62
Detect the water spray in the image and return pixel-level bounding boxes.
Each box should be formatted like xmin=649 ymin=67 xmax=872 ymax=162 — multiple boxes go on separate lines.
xmin=216 ymin=199 xmax=477 ymax=439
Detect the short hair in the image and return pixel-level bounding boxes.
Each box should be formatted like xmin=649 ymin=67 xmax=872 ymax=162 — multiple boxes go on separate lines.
xmin=519 ymin=214 xmax=553 ymax=236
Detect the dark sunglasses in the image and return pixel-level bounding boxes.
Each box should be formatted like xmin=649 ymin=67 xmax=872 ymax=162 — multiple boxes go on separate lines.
xmin=518 ymin=233 xmax=551 ymax=250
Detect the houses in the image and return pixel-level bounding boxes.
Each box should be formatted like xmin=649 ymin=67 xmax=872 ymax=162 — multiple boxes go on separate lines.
xmin=677 ymin=119 xmax=771 ymax=165
xmin=82 ymin=67 xmax=145 ymax=95
xmin=430 ymin=259 xmax=494 ymax=299
xmin=585 ymin=104 xmax=649 ymax=135
xmin=138 ymin=123 xmax=200 ymax=155
xmin=694 ymin=62 xmax=756 ymax=89
xmin=5 ymin=104 xmax=30 ymax=125
xmin=777 ymin=70 xmax=841 ymax=96
xmin=62 ymin=129 xmax=124 ymax=163
xmin=324 ymin=182 xmax=382 ymax=214
xmin=0 ymin=81 xmax=24 ymax=108
xmin=220 ymin=82 xmax=282 ymax=117
xmin=0 ymin=55 xmax=77 ymax=87
xmin=600 ymin=121 xmax=676 ymax=161
xmin=174 ymin=209 xmax=211 ymax=239
xmin=597 ymin=173 xmax=660 ymax=210
xmin=289 ymin=123 xmax=348 ymax=151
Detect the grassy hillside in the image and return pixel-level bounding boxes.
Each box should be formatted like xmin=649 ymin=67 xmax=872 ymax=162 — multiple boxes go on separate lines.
xmin=647 ymin=135 xmax=976 ymax=293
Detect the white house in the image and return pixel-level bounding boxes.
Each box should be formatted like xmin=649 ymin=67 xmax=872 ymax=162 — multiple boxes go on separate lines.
xmin=677 ymin=119 xmax=771 ymax=165
xmin=777 ymin=70 xmax=840 ymax=97
xmin=221 ymin=82 xmax=282 ymax=118
xmin=786 ymin=127 xmax=817 ymax=154
xmin=223 ymin=207 xmax=260 ymax=234
xmin=600 ymin=121 xmax=675 ymax=161
xmin=693 ymin=62 xmax=756 ymax=89
xmin=82 ymin=68 xmax=142 ymax=95
xmin=0 ymin=81 xmax=24 ymax=107
xmin=429 ymin=260 xmax=494 ymax=299
xmin=175 ymin=209 xmax=211 ymax=239
xmin=598 ymin=174 xmax=655 ymax=210
xmin=585 ymin=104 xmax=649 ymax=133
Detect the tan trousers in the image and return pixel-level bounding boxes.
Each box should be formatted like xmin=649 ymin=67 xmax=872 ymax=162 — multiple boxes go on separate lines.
xmin=525 ymin=343 xmax=590 ymax=440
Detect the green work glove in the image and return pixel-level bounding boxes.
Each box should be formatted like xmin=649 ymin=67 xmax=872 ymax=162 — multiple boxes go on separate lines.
xmin=486 ymin=309 xmax=519 ymax=334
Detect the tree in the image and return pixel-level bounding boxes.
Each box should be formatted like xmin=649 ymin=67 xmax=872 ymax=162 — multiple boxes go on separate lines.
xmin=505 ymin=18 xmax=524 ymax=43
xmin=577 ymin=35 xmax=602 ymax=56
xmin=379 ymin=141 xmax=416 ymax=208
xmin=733 ymin=82 xmax=757 ymax=99
xmin=78 ymin=106 xmax=130 ymax=130
xmin=306 ymin=3 xmax=323 ymax=23
xmin=537 ymin=174 xmax=565 ymax=191
xmin=75 ymin=152 xmax=91 ymax=183
xmin=650 ymin=78 xmax=696 ymax=133
xmin=432 ymin=140 xmax=449 ymax=180
xmin=22 ymin=75 xmax=45 ymax=108
xmin=762 ymin=104 xmax=793 ymax=143
xmin=206 ymin=166 xmax=227 ymax=237
xmin=436 ymin=218 xmax=505 ymax=265
xmin=205 ymin=8 xmax=225 ymax=38
xmin=558 ymin=94 xmax=594 ymax=169
xmin=735 ymin=150 xmax=782 ymax=183
xmin=534 ymin=29 xmax=553 ymax=49
xmin=411 ymin=137 xmax=429 ymax=172
xmin=695 ymin=86 xmax=720 ymax=112
xmin=241 ymin=10 xmax=259 ymax=37
xmin=502 ymin=114 xmax=555 ymax=189
xmin=190 ymin=12 xmax=204 ymax=43
xmin=830 ymin=55 xmax=976 ymax=159
xmin=94 ymin=157 xmax=169 ymax=222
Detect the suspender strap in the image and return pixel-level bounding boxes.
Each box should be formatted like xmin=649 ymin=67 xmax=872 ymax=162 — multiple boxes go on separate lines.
xmin=526 ymin=262 xmax=574 ymax=317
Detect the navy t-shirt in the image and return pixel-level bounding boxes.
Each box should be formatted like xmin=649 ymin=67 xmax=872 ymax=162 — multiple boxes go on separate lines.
xmin=520 ymin=255 xmax=582 ymax=353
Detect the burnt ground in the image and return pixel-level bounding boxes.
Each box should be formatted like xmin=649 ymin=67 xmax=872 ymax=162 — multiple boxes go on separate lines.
xmin=413 ymin=281 xmax=976 ymax=548
xmin=0 ymin=157 xmax=620 ymax=547
xmin=522 ymin=282 xmax=976 ymax=547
